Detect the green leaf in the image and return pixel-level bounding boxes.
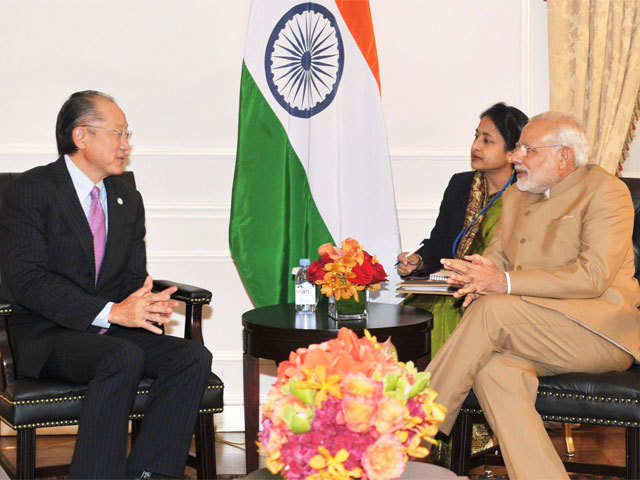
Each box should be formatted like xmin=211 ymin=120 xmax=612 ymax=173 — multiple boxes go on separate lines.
xmin=289 ymin=414 xmax=312 ymax=434
xmin=282 ymin=405 xmax=295 ymax=425
xmin=383 ymin=373 xmax=400 ymax=393
xmin=281 ymin=404 xmax=314 ymax=434
xmin=407 ymin=372 xmax=430 ymax=398
xmin=396 ymin=376 xmax=409 ymax=403
xmin=404 ymin=361 xmax=418 ymax=377
xmin=289 ymin=379 xmax=316 ymax=405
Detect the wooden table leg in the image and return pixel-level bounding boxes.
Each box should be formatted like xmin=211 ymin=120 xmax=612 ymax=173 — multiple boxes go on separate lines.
xmin=243 ymin=351 xmax=260 ymax=474
xmin=415 ymin=353 xmax=430 ymax=371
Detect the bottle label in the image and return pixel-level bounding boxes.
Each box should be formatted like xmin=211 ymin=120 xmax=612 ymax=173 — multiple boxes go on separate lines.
xmin=295 ymin=282 xmax=316 ymax=305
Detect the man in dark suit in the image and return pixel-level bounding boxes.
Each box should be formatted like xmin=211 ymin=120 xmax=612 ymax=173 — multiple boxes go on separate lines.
xmin=0 ymin=91 xmax=212 ymax=479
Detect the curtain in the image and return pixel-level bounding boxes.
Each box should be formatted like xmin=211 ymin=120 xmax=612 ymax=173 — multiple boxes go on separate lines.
xmin=548 ymin=0 xmax=640 ymax=173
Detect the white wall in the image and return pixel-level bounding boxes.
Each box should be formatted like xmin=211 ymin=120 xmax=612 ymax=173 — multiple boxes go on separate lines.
xmin=0 ymin=0 xmax=552 ymax=431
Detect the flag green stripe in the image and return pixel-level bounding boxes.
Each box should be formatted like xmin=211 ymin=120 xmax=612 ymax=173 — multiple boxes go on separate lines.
xmin=230 ymin=62 xmax=333 ymax=307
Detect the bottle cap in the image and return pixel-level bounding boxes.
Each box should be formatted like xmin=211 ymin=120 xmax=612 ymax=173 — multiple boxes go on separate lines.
xmin=300 ymin=258 xmax=310 ymax=267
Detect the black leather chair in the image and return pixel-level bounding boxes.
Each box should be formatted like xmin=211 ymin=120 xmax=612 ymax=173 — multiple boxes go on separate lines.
xmin=450 ymin=176 xmax=640 ymax=480
xmin=0 ymin=172 xmax=224 ymax=479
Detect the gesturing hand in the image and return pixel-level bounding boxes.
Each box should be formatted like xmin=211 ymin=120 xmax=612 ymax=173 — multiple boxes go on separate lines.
xmin=397 ymin=252 xmax=423 ymax=276
xmin=440 ymin=254 xmax=507 ymax=306
xmin=108 ymin=276 xmax=179 ymax=334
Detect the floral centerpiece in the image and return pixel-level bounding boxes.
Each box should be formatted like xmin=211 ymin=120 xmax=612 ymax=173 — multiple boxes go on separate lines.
xmin=306 ymin=238 xmax=387 ymax=319
xmin=257 ymin=328 xmax=447 ymax=480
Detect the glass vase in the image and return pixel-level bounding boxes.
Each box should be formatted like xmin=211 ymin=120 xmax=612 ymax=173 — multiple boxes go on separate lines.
xmin=328 ymin=290 xmax=367 ymax=321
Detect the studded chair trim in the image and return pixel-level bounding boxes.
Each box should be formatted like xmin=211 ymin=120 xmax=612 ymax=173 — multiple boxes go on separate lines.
xmin=0 ymin=381 xmax=223 ymax=429
xmin=461 ymin=406 xmax=639 ymax=428
xmin=0 ymin=383 xmax=223 ymax=407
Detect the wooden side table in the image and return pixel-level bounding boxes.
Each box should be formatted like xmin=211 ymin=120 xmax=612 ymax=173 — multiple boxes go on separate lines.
xmin=242 ymin=302 xmax=432 ymax=473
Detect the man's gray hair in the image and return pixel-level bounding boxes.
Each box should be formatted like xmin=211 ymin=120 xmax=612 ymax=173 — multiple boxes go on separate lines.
xmin=530 ymin=112 xmax=590 ymax=167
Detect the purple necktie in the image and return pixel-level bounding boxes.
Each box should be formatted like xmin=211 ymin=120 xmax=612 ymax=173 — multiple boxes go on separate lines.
xmin=89 ymin=186 xmax=106 ymax=283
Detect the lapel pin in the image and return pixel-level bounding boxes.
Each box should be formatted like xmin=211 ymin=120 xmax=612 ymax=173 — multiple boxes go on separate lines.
xmin=117 ymin=197 xmax=124 ymax=205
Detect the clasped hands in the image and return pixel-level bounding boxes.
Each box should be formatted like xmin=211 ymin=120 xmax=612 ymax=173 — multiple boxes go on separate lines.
xmin=108 ymin=276 xmax=178 ymax=334
xmin=441 ymin=254 xmax=507 ymax=307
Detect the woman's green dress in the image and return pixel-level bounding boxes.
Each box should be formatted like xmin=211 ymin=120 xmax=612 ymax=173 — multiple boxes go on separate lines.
xmin=405 ymin=195 xmax=503 ymax=356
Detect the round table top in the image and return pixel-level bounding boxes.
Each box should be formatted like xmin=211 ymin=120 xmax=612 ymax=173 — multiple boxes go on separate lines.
xmin=242 ymin=461 xmax=462 ymax=479
xmin=242 ymin=302 xmax=431 ymax=332
xmin=242 ymin=302 xmax=432 ymax=364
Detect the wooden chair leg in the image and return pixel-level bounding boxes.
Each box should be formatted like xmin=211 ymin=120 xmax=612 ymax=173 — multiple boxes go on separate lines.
xmin=450 ymin=413 xmax=473 ymax=475
xmin=564 ymin=423 xmax=575 ymax=457
xmin=626 ymin=427 xmax=640 ymax=480
xmin=17 ymin=428 xmax=35 ymax=480
xmin=131 ymin=418 xmax=142 ymax=446
xmin=195 ymin=413 xmax=216 ymax=479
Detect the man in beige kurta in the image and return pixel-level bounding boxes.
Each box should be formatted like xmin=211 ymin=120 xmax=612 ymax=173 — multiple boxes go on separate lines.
xmin=429 ymin=113 xmax=640 ymax=479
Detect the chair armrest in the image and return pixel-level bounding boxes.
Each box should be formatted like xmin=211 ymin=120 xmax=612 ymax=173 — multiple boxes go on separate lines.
xmin=152 ymin=280 xmax=212 ymax=305
xmin=0 ymin=300 xmax=15 ymax=387
xmin=152 ymin=280 xmax=212 ymax=344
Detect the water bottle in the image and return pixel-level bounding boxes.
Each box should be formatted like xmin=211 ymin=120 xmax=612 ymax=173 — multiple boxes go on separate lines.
xmin=295 ymin=258 xmax=317 ymax=312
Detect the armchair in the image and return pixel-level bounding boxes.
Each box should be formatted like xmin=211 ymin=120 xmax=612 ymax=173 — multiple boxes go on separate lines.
xmin=450 ymin=177 xmax=640 ymax=479
xmin=0 ymin=172 xmax=224 ymax=479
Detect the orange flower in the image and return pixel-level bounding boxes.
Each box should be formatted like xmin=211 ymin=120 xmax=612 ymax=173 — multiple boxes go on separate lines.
xmin=264 ymin=450 xmax=285 ymax=474
xmin=340 ymin=237 xmax=364 ymax=265
xmin=341 ymin=372 xmax=380 ymax=397
xmin=361 ymin=434 xmax=406 ymax=480
xmin=296 ymin=365 xmax=343 ymax=407
xmin=276 ymin=329 xmax=402 ymax=387
xmin=312 ymin=238 xmax=383 ymax=300
xmin=406 ymin=433 xmax=430 ymax=458
xmin=308 ymin=446 xmax=362 ymax=479
xmin=338 ymin=395 xmax=377 ymax=433
xmin=318 ymin=243 xmax=345 ymax=261
xmin=418 ymin=390 xmax=448 ymax=423
xmin=375 ymin=397 xmax=409 ymax=435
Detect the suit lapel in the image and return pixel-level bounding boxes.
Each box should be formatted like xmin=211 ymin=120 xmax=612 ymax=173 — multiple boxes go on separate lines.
xmin=98 ymin=177 xmax=126 ymax=286
xmin=52 ymin=158 xmax=95 ymax=275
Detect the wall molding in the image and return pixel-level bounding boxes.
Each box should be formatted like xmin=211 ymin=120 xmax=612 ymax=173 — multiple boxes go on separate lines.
xmin=145 ymin=202 xmax=437 ymax=219
xmin=397 ymin=204 xmax=440 ymax=219
xmin=147 ymin=251 xmax=231 ymax=262
xmin=146 ymin=202 xmax=230 ymax=218
xmin=0 ymin=145 xmax=470 ymax=159
xmin=521 ymin=0 xmax=533 ymax=114
xmin=621 ymin=171 xmax=640 ymax=179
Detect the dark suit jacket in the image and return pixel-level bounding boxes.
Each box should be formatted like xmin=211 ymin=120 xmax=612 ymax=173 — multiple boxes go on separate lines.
xmin=0 ymin=157 xmax=147 ymax=378
xmin=415 ymin=171 xmax=474 ymax=274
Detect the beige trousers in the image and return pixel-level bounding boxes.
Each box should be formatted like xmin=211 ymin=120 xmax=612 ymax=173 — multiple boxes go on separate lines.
xmin=427 ymin=294 xmax=633 ymax=480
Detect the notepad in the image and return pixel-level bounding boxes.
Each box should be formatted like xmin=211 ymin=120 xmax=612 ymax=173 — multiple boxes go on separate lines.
xmin=427 ymin=269 xmax=452 ymax=282
xmin=396 ymin=285 xmax=456 ymax=295
xmin=396 ymin=276 xmax=458 ymax=296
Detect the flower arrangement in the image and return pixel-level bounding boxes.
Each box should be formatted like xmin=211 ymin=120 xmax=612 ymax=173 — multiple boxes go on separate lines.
xmin=258 ymin=328 xmax=447 ymax=480
xmin=306 ymin=238 xmax=387 ymax=302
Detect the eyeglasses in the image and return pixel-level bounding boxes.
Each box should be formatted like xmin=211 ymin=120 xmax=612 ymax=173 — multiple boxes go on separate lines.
xmin=514 ymin=142 xmax=564 ymax=156
xmin=79 ymin=124 xmax=133 ymax=141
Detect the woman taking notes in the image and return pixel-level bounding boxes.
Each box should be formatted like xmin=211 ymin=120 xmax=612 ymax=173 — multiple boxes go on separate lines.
xmin=397 ymin=103 xmax=528 ymax=355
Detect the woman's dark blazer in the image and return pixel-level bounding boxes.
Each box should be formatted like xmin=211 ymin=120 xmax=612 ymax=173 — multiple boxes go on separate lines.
xmin=414 ymin=171 xmax=474 ymax=274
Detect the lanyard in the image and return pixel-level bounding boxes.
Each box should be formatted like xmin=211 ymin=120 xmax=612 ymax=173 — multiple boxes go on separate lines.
xmin=451 ymin=172 xmax=515 ymax=258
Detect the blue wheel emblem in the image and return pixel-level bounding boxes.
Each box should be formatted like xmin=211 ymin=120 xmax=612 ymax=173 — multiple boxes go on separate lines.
xmin=265 ymin=3 xmax=344 ymax=118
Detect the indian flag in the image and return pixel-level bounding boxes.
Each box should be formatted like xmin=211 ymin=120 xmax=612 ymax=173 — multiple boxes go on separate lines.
xmin=230 ymin=0 xmax=401 ymax=307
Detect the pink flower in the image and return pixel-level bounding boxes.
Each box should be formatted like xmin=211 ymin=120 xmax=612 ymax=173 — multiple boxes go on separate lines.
xmin=361 ymin=434 xmax=406 ymax=480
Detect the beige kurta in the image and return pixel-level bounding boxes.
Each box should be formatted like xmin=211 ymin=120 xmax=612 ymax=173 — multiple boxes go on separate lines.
xmin=485 ymin=165 xmax=640 ymax=360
